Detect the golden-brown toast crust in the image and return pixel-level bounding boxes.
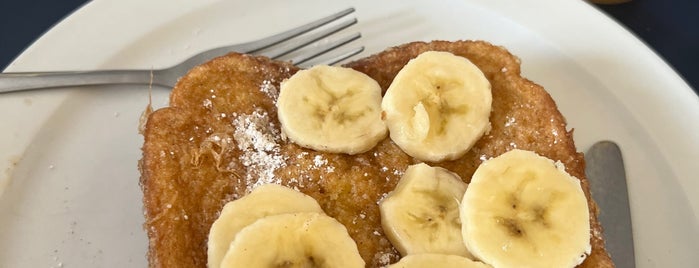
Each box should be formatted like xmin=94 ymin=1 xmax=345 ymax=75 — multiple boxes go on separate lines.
xmin=141 ymin=41 xmax=613 ymax=267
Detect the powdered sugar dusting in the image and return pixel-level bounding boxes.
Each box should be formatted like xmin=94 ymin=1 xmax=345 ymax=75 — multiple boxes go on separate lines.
xmin=509 ymin=142 xmax=518 ymax=149
xmin=232 ymin=109 xmax=287 ymax=191
xmin=313 ymin=155 xmax=327 ymax=168
xmin=259 ymin=79 xmax=279 ymax=102
xmin=504 ymin=115 xmax=516 ymax=127
xmin=375 ymin=251 xmax=398 ymax=267
xmin=377 ymin=192 xmax=389 ymax=205
xmin=202 ymin=99 xmax=212 ymax=109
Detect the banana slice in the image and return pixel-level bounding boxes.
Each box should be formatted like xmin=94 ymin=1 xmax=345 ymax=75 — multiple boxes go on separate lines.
xmin=461 ymin=149 xmax=591 ymax=268
xmin=277 ymin=65 xmax=387 ymax=154
xmin=207 ymin=184 xmax=323 ymax=268
xmin=379 ymin=163 xmax=472 ymax=258
xmin=388 ymin=254 xmax=492 ymax=268
xmin=220 ymin=212 xmax=365 ymax=267
xmin=381 ymin=51 xmax=491 ymax=162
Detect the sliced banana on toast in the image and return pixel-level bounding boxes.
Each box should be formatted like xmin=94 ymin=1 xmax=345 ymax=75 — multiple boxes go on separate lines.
xmin=277 ymin=65 xmax=387 ymax=154
xmin=461 ymin=149 xmax=591 ymax=268
xmin=207 ymin=184 xmax=324 ymax=268
xmin=388 ymin=254 xmax=492 ymax=268
xmin=220 ymin=212 xmax=365 ymax=268
xmin=381 ymin=51 xmax=492 ymax=162
xmin=379 ymin=163 xmax=473 ymax=258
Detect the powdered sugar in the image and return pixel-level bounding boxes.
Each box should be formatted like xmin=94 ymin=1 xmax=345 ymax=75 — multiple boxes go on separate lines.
xmin=259 ymin=79 xmax=279 ymax=102
xmin=313 ymin=155 xmax=327 ymax=168
xmin=551 ymin=128 xmax=560 ymax=145
xmin=377 ymin=192 xmax=389 ymax=205
xmin=479 ymin=154 xmax=489 ymax=162
xmin=232 ymin=109 xmax=287 ymax=191
xmin=375 ymin=251 xmax=398 ymax=267
xmin=504 ymin=115 xmax=516 ymax=127
xmin=202 ymin=99 xmax=212 ymax=109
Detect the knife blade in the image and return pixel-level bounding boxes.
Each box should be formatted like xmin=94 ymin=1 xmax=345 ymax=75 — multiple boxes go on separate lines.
xmin=585 ymin=141 xmax=636 ymax=268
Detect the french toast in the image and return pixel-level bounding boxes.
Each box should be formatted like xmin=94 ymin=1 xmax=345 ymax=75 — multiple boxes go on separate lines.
xmin=140 ymin=40 xmax=614 ymax=267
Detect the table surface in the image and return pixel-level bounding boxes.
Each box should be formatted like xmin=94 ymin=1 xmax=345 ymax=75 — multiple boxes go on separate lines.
xmin=1 ymin=0 xmax=697 ymax=95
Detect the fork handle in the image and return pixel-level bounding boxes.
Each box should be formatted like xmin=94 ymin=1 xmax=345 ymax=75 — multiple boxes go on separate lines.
xmin=0 ymin=70 xmax=160 ymax=93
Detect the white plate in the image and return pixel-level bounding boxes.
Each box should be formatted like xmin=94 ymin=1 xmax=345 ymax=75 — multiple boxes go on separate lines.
xmin=1 ymin=0 xmax=698 ymax=267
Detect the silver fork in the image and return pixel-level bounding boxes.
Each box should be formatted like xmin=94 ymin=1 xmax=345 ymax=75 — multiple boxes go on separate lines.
xmin=0 ymin=8 xmax=362 ymax=94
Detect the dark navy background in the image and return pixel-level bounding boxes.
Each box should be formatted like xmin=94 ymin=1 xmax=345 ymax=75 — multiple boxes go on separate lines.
xmin=1 ymin=0 xmax=697 ymax=94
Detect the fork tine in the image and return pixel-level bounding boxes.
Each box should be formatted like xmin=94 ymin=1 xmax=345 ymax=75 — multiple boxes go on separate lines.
xmin=170 ymin=8 xmax=357 ymax=77
xmin=319 ymin=46 xmax=365 ymax=66
xmin=238 ymin=8 xmax=356 ymax=54
xmin=262 ymin=18 xmax=357 ymax=60
xmin=289 ymin=33 xmax=362 ymax=65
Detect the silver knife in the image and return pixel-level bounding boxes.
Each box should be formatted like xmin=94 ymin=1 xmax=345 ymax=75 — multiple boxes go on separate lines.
xmin=585 ymin=141 xmax=636 ymax=268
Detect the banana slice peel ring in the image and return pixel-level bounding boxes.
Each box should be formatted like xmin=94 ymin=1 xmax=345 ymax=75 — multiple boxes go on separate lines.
xmin=277 ymin=65 xmax=387 ymax=155
xmin=461 ymin=149 xmax=591 ymax=268
xmin=381 ymin=51 xmax=492 ymax=162
xmin=207 ymin=184 xmax=324 ymax=268
xmin=379 ymin=163 xmax=473 ymax=258
xmin=220 ymin=212 xmax=365 ymax=268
